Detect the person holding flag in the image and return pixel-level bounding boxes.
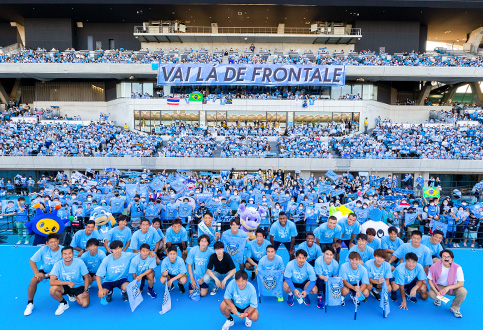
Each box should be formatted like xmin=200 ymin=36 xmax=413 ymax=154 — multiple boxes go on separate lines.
xmin=314 ymin=246 xmax=339 ymax=309
xmin=256 ymin=244 xmax=285 ymax=302
xmin=339 ymin=251 xmax=370 ymax=305
xmin=391 ymin=252 xmax=428 ymax=308
xmin=283 ymin=249 xmax=318 ymax=306
xmin=221 ymin=217 xmax=248 ymax=271
xmin=364 ymin=248 xmax=393 ymax=301
xmin=160 ymin=245 xmax=188 ymax=294
xmin=220 ymin=270 xmax=259 ymax=330
xmin=187 ymin=234 xmax=214 ymax=298
xmin=245 ymin=228 xmax=271 ymax=281
xmin=129 ymin=243 xmax=157 ymax=297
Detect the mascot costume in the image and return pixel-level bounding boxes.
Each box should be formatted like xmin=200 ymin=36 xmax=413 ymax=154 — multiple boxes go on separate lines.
xmin=238 ymin=204 xmax=262 ymax=240
xmin=89 ymin=206 xmax=116 ymax=240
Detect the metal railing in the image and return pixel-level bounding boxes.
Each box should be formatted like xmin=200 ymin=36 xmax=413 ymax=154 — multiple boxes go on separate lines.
xmin=134 ymin=25 xmax=361 ymax=36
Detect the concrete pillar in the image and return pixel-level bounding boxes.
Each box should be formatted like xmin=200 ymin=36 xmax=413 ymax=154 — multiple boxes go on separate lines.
xmin=10 ymin=78 xmax=21 ymax=101
xmin=463 ymin=27 xmax=483 ymax=54
xmin=0 ymin=83 xmax=10 ymax=104
xmin=469 ymin=82 xmax=483 ymax=106
xmin=442 ymin=85 xmax=457 ymax=104
xmin=417 ymin=81 xmax=432 ymax=105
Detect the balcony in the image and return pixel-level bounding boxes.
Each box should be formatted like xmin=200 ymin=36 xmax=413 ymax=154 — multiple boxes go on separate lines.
xmin=133 ymin=25 xmax=362 ymax=44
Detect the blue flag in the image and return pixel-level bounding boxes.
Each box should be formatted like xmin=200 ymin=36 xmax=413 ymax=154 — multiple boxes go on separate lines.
xmin=380 ymin=280 xmax=390 ymax=317
xmin=469 ymin=203 xmax=483 ymax=218
xmin=257 ymin=269 xmax=283 ymax=298
xmin=325 ymin=170 xmax=340 ymax=182
xmin=432 ymin=220 xmax=448 ymax=236
xmin=404 ymin=213 xmax=418 ymax=226
xmin=150 ymin=177 xmax=165 ymax=191
xmin=325 ymin=277 xmax=343 ymax=306
xmin=170 ymin=179 xmax=186 ymax=193
xmin=222 ymin=235 xmax=247 ymax=264
xmin=125 ymin=184 xmax=138 ymax=199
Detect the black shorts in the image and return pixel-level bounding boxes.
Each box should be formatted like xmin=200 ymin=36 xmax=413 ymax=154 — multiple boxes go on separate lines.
xmin=189 ymin=282 xmax=209 ymax=290
xmin=88 ymin=272 xmax=96 ymax=277
xmin=342 ymin=239 xmax=353 ymax=248
xmin=308 ymin=259 xmax=315 ymax=267
xmin=62 ymin=285 xmax=85 ymax=297
xmin=293 ymin=280 xmax=309 ymax=290
xmin=404 ymin=278 xmax=419 ymax=293
xmin=39 ymin=269 xmax=50 ymax=278
xmin=431 ymin=255 xmax=438 ymax=259
xmin=230 ymin=301 xmax=249 ymax=314
xmin=103 ymin=278 xmax=129 ymax=292
xmin=172 ymin=242 xmax=187 ymax=252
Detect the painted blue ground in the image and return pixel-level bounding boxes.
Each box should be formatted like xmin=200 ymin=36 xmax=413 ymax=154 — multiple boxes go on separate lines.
xmin=0 ymin=246 xmax=481 ymax=329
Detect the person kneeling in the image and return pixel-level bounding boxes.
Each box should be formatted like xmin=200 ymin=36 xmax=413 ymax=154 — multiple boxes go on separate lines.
xmin=220 ymin=270 xmax=259 ymax=330
xmin=49 ymin=246 xmax=90 ymax=315
xmin=160 ymin=245 xmax=188 ymax=294
xmin=391 ymin=252 xmax=428 ymax=310
xmin=339 ymin=251 xmax=370 ymax=306
xmin=283 ymin=249 xmax=318 ymax=307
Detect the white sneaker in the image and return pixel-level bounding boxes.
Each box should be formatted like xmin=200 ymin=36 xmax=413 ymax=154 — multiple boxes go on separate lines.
xmin=210 ymin=287 xmax=218 ymax=296
xmin=67 ymin=295 xmax=76 ymax=302
xmin=471 ymin=244 xmax=475 ymax=248
xmin=463 ymin=242 xmax=467 ymax=247
xmin=54 ymin=302 xmax=69 ymax=316
xmin=16 ymin=241 xmax=22 ymax=245
xmin=222 ymin=319 xmax=234 ymax=330
xmin=245 ymin=318 xmax=252 ymax=328
xmin=24 ymin=303 xmax=34 ymax=316
xmin=24 ymin=240 xmax=29 ymax=245
xmin=455 ymin=243 xmax=460 ymax=248
xmin=452 ymin=243 xmax=456 ymax=248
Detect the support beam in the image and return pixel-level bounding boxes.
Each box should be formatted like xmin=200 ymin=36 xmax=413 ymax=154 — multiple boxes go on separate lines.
xmin=0 ymin=83 xmax=10 ymax=104
xmin=469 ymin=82 xmax=483 ymax=106
xmin=417 ymin=81 xmax=432 ymax=105
xmin=463 ymin=27 xmax=483 ymax=54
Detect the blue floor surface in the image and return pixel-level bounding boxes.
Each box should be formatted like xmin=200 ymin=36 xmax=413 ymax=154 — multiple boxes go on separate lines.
xmin=0 ymin=246 xmax=481 ymax=329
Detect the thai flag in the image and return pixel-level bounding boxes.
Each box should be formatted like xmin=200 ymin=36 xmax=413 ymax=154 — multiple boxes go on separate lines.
xmin=167 ymin=98 xmax=180 ymax=105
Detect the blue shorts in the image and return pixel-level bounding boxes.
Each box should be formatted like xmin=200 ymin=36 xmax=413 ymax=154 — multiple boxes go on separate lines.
xmin=103 ymin=278 xmax=129 ymax=292
xmin=404 ymin=278 xmax=419 ymax=294
xmin=189 ymin=282 xmax=209 ymax=290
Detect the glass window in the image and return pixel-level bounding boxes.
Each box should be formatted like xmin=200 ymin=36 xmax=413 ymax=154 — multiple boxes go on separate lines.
xmin=143 ymin=83 xmax=154 ymax=97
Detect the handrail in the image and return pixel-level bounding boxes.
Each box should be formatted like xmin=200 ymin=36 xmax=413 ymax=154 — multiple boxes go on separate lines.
xmin=134 ymin=26 xmax=361 ymax=36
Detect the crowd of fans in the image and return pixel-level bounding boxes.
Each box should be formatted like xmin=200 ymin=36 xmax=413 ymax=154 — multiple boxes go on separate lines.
xmin=1 ymin=48 xmax=483 ymax=67
xmin=0 ymin=121 xmax=162 ymax=157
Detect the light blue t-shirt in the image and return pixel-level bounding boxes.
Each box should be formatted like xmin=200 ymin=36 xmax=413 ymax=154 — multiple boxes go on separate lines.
xmin=394 ymin=262 xmax=427 ymax=285
xmin=71 ymin=230 xmax=100 ymax=250
xmin=165 ymin=226 xmax=188 ymax=244
xmin=186 ymin=246 xmax=215 ymax=279
xmin=107 ymin=226 xmax=132 ymax=246
xmin=160 ymin=256 xmax=187 ymax=275
xmin=285 ymin=259 xmax=316 ymax=284
xmin=296 ymin=242 xmax=323 ymax=262
xmin=421 ymin=235 xmax=443 ymax=257
xmin=364 ymin=259 xmax=393 ymax=280
xmin=246 ymin=239 xmax=270 ymax=261
xmin=381 ymin=236 xmax=404 ymax=251
xmin=257 ymin=255 xmax=285 ymax=271
xmin=269 ymin=220 xmax=298 ymax=243
xmin=314 ymin=223 xmax=342 ymax=243
xmin=338 ymin=262 xmax=370 ymax=285
xmin=129 ymin=254 xmax=157 ymax=275
xmin=367 ymin=237 xmax=381 ymax=250
xmin=345 ymin=245 xmax=374 ymax=263
xmin=51 ymin=258 xmax=88 ymax=287
xmin=393 ymin=243 xmax=433 ymax=267
xmin=338 ymin=218 xmax=361 ymax=240
xmin=81 ymin=249 xmax=106 ymax=273
xmin=96 ymin=252 xmax=135 ymax=282
xmin=30 ymin=245 xmax=63 ymax=273
xmin=314 ymin=257 xmax=339 ymax=277
xmin=130 ymin=227 xmax=162 ymax=251
xmin=197 ymin=223 xmax=217 ymax=247
xmin=224 ymin=279 xmax=258 ymax=309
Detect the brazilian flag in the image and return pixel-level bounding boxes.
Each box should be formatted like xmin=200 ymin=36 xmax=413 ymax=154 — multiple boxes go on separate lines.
xmin=423 ymin=187 xmax=440 ymax=198
xmin=189 ymin=92 xmax=203 ymax=102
